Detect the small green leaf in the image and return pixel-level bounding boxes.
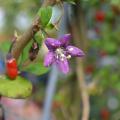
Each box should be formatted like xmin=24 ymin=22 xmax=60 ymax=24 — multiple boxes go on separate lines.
xmin=46 ymin=23 xmax=54 ymax=30
xmin=19 ymin=41 xmax=32 ymax=63
xmin=38 ymin=6 xmax=52 ymax=27
xmin=0 ymin=76 xmax=32 ymax=98
xmin=34 ymin=32 xmax=44 ymax=47
xmin=21 ymin=61 xmax=49 ymax=75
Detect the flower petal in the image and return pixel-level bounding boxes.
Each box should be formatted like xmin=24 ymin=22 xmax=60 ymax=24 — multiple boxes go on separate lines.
xmin=66 ymin=45 xmax=85 ymax=57
xmin=44 ymin=52 xmax=55 ymax=67
xmin=56 ymin=58 xmax=69 ymax=74
xmin=45 ymin=38 xmax=61 ymax=50
xmin=59 ymin=34 xmax=71 ymax=46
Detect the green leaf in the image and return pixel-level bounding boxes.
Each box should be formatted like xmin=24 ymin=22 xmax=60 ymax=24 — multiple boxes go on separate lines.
xmin=46 ymin=23 xmax=54 ymax=30
xmin=19 ymin=41 xmax=32 ymax=63
xmin=34 ymin=32 xmax=44 ymax=47
xmin=37 ymin=6 xmax=52 ymax=27
xmin=21 ymin=60 xmax=49 ymax=75
xmin=0 ymin=75 xmax=32 ymax=98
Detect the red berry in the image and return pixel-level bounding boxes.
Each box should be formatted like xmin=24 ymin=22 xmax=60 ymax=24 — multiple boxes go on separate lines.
xmin=6 ymin=59 xmax=17 ymax=68
xmin=95 ymin=11 xmax=105 ymax=22
xmin=6 ymin=56 xmax=18 ymax=80
xmin=6 ymin=68 xmax=18 ymax=80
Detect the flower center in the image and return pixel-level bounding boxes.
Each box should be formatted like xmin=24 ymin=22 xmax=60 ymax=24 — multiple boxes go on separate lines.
xmin=55 ymin=48 xmax=71 ymax=61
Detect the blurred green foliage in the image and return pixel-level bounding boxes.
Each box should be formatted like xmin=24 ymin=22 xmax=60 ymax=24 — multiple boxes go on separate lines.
xmin=0 ymin=0 xmax=40 ymax=34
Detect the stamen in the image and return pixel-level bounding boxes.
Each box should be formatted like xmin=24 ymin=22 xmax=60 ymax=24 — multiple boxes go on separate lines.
xmin=55 ymin=48 xmax=66 ymax=61
xmin=56 ymin=48 xmax=60 ymax=52
xmin=61 ymin=54 xmax=65 ymax=57
xmin=66 ymin=55 xmax=71 ymax=59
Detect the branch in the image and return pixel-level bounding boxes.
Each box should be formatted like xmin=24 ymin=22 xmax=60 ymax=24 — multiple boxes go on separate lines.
xmin=76 ymin=59 xmax=90 ymax=120
xmin=11 ymin=0 xmax=57 ymax=60
xmin=71 ymin=25 xmax=90 ymax=120
xmin=70 ymin=2 xmax=90 ymax=120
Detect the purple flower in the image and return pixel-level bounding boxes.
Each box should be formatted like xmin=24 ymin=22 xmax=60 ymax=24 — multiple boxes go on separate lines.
xmin=44 ymin=34 xmax=85 ymax=74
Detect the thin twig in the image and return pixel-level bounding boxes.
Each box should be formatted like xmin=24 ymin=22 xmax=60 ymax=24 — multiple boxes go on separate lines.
xmin=76 ymin=59 xmax=90 ymax=120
